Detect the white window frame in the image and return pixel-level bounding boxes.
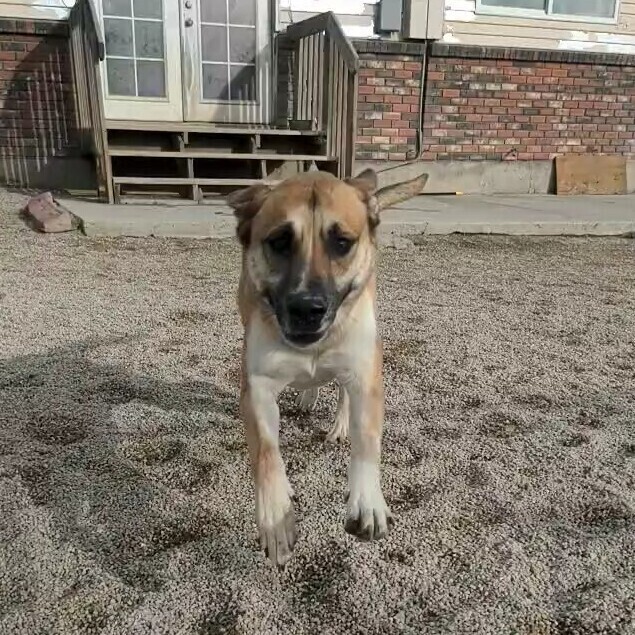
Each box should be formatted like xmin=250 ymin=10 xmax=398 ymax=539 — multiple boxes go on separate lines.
xmin=476 ymin=0 xmax=620 ymax=25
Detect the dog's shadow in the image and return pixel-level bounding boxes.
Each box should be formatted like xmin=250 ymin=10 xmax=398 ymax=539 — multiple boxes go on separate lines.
xmin=0 ymin=335 xmax=248 ymax=594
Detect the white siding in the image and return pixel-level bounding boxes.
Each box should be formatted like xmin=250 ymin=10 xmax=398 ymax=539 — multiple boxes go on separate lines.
xmin=443 ymin=0 xmax=635 ymax=54
xmin=278 ymin=0 xmax=379 ymax=38
xmin=0 ymin=0 xmax=69 ymax=20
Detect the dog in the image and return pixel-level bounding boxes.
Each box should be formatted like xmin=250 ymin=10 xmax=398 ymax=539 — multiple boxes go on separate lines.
xmin=228 ymin=169 xmax=392 ymax=565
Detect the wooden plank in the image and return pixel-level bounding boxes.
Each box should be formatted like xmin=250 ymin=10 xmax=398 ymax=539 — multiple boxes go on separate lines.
xmin=108 ymin=149 xmax=333 ymax=161
xmin=284 ymin=12 xmax=331 ymax=41
xmin=113 ymin=177 xmax=281 ymax=186
xmin=321 ymin=34 xmax=332 ymax=155
xmin=105 ymin=121 xmax=323 ymax=135
xmin=316 ymin=31 xmax=325 ymax=131
xmin=555 ymin=155 xmax=627 ymax=195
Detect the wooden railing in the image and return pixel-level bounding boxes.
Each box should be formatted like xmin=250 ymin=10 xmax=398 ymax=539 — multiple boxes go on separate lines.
xmin=275 ymin=12 xmax=359 ymax=178
xmin=69 ymin=0 xmax=113 ymax=201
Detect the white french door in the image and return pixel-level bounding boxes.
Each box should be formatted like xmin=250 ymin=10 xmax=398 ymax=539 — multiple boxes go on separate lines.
xmin=98 ymin=0 xmax=272 ymax=124
xmin=181 ymin=0 xmax=272 ymax=123
xmin=98 ymin=0 xmax=183 ymax=120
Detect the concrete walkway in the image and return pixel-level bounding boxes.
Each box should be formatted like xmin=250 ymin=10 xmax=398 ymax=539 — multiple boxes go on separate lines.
xmin=61 ymin=194 xmax=635 ymax=240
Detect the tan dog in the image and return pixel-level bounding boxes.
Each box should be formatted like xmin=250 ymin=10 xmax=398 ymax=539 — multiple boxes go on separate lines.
xmin=228 ymin=169 xmax=392 ymax=565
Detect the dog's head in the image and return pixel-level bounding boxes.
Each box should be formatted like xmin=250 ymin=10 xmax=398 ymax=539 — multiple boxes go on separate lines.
xmin=228 ymin=170 xmax=379 ymax=348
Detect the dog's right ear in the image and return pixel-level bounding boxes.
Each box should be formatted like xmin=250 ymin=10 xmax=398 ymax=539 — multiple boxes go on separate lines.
xmin=226 ymin=183 xmax=272 ymax=247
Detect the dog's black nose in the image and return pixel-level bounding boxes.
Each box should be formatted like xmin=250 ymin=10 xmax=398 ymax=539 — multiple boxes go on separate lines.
xmin=286 ymin=292 xmax=328 ymax=328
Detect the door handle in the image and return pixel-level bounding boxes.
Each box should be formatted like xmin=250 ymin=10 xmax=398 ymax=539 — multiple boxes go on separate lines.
xmin=184 ymin=1 xmax=192 ymax=8
xmin=184 ymin=17 xmax=193 ymax=26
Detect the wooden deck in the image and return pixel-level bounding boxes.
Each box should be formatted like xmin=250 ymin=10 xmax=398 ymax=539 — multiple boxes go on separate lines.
xmin=69 ymin=4 xmax=358 ymax=203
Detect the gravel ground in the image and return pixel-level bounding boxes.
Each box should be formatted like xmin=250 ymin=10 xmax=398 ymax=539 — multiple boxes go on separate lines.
xmin=1 ymin=189 xmax=634 ymax=635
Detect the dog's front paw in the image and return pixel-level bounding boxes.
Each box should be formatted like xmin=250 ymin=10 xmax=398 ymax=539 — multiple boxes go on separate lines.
xmin=256 ymin=483 xmax=296 ymax=566
xmin=345 ymin=466 xmax=393 ymax=541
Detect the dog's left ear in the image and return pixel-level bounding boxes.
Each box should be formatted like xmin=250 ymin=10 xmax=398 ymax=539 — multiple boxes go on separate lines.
xmin=346 ymin=169 xmax=380 ymax=231
xmin=226 ymin=183 xmax=272 ymax=247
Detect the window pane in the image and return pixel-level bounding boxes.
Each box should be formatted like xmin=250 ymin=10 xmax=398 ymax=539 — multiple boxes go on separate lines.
xmin=137 ymin=60 xmax=166 ymax=96
xmin=202 ymin=64 xmax=229 ymax=100
xmin=103 ymin=0 xmax=131 ymax=17
xmin=135 ymin=21 xmax=164 ymax=59
xmin=228 ymin=0 xmax=256 ymax=25
xmin=229 ymin=26 xmax=256 ymax=64
xmin=200 ymin=0 xmax=226 ymax=23
xmin=104 ymin=18 xmax=133 ymax=57
xmin=201 ymin=25 xmax=227 ymax=62
xmin=551 ymin=0 xmax=615 ymax=17
xmin=107 ymin=58 xmax=135 ymax=95
xmin=133 ymin=0 xmax=162 ymax=19
xmin=481 ymin=0 xmax=545 ymax=9
xmin=229 ymin=64 xmax=255 ymax=101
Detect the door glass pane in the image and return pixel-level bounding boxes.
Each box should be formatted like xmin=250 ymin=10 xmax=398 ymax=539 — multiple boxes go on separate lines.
xmin=201 ymin=0 xmax=226 ymax=23
xmin=137 ymin=60 xmax=166 ymax=96
xmin=133 ymin=0 xmax=162 ymax=19
xmin=103 ymin=0 xmax=131 ymax=17
xmin=230 ymin=64 xmax=255 ymax=101
xmin=104 ymin=18 xmax=133 ymax=56
xmin=198 ymin=0 xmax=257 ymax=103
xmin=135 ymin=20 xmax=164 ymax=58
xmin=229 ymin=27 xmax=255 ymax=64
xmin=201 ymin=25 xmax=227 ymax=62
xmin=107 ymin=58 xmax=136 ymax=95
xmin=228 ymin=0 xmax=256 ymax=25
xmin=481 ymin=0 xmax=545 ymax=9
xmin=551 ymin=0 xmax=615 ymax=17
xmin=202 ymin=64 xmax=229 ymax=100
xmin=102 ymin=0 xmax=167 ymax=99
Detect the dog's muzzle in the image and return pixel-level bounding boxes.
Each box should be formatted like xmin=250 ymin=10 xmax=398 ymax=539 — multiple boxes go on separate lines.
xmin=281 ymin=289 xmax=331 ymax=346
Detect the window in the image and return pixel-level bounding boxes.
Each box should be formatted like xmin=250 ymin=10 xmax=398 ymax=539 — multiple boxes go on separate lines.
xmin=477 ymin=0 xmax=619 ymax=22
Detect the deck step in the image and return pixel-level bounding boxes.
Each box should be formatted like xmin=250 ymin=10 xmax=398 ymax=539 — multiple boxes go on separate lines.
xmin=112 ymin=176 xmax=279 ymax=186
xmin=108 ymin=149 xmax=332 ymax=161
xmin=105 ymin=120 xmax=324 ymax=136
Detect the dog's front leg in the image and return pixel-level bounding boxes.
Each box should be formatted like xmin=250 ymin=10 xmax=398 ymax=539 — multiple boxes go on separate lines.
xmin=344 ymin=341 xmax=393 ymax=541
xmin=241 ymin=375 xmax=296 ymax=566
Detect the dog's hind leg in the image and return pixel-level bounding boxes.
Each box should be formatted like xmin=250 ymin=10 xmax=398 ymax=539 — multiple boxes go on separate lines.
xmin=296 ymin=387 xmax=319 ymax=412
xmin=326 ymin=384 xmax=349 ymax=443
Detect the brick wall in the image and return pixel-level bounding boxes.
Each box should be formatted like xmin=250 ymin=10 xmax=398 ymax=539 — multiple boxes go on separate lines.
xmin=0 ymin=20 xmax=80 ymax=187
xmin=356 ymin=54 xmax=422 ymax=162
xmin=423 ymin=56 xmax=635 ymax=161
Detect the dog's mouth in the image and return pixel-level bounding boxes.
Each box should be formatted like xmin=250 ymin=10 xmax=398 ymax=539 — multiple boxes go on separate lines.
xmin=262 ymin=283 xmax=358 ymax=348
xmin=283 ymin=329 xmax=327 ymax=347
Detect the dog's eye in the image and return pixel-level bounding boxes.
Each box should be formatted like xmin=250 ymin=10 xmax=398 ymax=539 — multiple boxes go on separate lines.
xmin=332 ymin=236 xmax=354 ymax=257
xmin=327 ymin=227 xmax=355 ymax=258
xmin=266 ymin=227 xmax=293 ymax=256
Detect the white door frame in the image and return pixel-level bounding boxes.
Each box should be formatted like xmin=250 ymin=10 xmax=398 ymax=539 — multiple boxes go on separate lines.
xmin=181 ymin=0 xmax=272 ymax=123
xmin=98 ymin=0 xmax=183 ymax=121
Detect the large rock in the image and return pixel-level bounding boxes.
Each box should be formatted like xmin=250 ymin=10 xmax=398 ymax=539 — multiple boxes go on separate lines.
xmin=23 ymin=192 xmax=78 ymax=233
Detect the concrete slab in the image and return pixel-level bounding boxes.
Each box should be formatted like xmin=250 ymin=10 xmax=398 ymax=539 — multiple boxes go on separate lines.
xmin=62 ymin=199 xmax=237 ymax=239
xmin=61 ymin=194 xmax=635 ymax=240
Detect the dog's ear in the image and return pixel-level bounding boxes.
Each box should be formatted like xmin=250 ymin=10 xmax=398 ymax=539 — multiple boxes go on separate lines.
xmin=226 ymin=183 xmax=272 ymax=247
xmin=346 ymin=169 xmax=380 ymax=231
